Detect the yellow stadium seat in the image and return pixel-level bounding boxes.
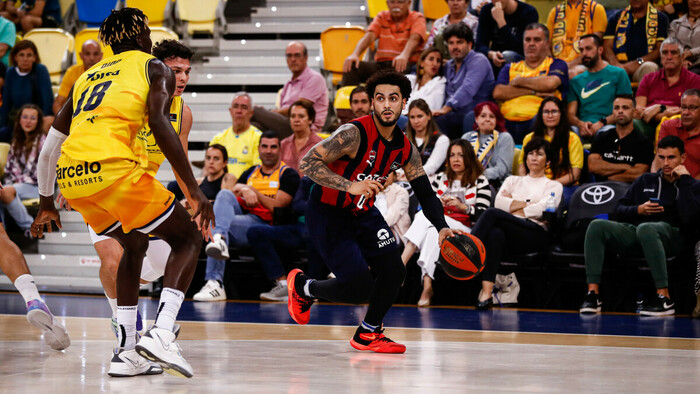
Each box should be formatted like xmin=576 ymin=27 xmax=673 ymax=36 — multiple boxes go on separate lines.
xmin=150 ymin=26 xmax=179 ymax=45
xmin=175 ymin=0 xmax=223 ymax=36
xmin=367 ymin=0 xmax=388 ymax=19
xmin=334 ymin=85 xmax=356 ymax=125
xmin=0 ymin=142 xmax=10 ymax=179
xmin=655 ymin=114 xmax=681 ymax=150
xmin=22 ymin=198 xmax=40 ymax=208
xmin=23 ymin=28 xmax=75 ymax=85
xmin=320 ymin=26 xmax=367 ymax=87
xmin=74 ymin=28 xmax=113 ymax=66
xmin=422 ymin=0 xmax=450 ymax=20
xmin=127 ymin=0 xmax=171 ymax=26
xmin=512 ymin=147 xmax=521 ymax=175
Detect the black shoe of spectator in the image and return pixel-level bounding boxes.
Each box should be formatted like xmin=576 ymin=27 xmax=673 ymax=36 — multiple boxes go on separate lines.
xmin=579 ymin=291 xmax=602 ymax=314
xmin=639 ymin=294 xmax=675 ymax=316
xmin=476 ymin=297 xmax=493 ymax=311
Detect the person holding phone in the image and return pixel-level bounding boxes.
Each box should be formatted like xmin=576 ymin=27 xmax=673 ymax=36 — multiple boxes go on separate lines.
xmin=579 ymin=135 xmax=700 ymax=316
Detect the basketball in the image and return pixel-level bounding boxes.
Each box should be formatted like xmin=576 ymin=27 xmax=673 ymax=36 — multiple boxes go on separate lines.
xmin=438 ymin=234 xmax=486 ymax=280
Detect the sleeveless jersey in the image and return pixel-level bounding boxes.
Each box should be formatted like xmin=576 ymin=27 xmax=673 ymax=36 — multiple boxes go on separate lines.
xmin=61 ymin=50 xmax=154 ymax=165
xmin=140 ymin=95 xmax=184 ymax=176
xmin=239 ymin=162 xmax=293 ymax=222
xmin=312 ymin=115 xmax=413 ymax=212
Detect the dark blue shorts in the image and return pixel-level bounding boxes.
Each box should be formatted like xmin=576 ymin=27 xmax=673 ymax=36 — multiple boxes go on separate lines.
xmin=306 ymin=198 xmax=399 ymax=281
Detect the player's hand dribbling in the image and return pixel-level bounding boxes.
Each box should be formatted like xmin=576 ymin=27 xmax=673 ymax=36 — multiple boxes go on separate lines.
xmin=32 ymin=195 xmax=62 ymax=238
xmin=347 ymin=179 xmax=383 ymax=198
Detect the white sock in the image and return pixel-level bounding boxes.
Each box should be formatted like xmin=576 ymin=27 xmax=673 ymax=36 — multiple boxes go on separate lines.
xmin=117 ymin=306 xmax=138 ymax=349
xmin=303 ymin=279 xmax=314 ymax=298
xmin=279 ymin=279 xmax=287 ymax=287
xmin=361 ymin=321 xmax=378 ymax=332
xmin=155 ymin=288 xmax=184 ymax=332
xmin=106 ymin=294 xmax=118 ymax=318
xmin=14 ymin=274 xmax=42 ymax=304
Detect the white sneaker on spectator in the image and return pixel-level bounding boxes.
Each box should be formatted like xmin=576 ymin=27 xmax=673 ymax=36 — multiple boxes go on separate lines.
xmin=205 ymin=233 xmax=229 ymax=260
xmin=260 ymin=282 xmax=288 ymax=302
xmin=136 ymin=327 xmax=193 ymax=378
xmin=108 ymin=347 xmax=163 ymax=377
xmin=193 ymin=280 xmax=226 ymax=301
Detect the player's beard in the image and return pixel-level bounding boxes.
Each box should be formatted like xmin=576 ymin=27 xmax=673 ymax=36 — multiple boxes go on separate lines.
xmin=375 ymin=110 xmax=399 ymax=128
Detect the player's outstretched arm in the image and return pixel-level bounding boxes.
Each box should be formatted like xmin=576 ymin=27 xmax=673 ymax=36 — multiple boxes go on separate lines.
xmin=300 ymin=123 xmax=359 ymax=192
xmin=148 ymin=60 xmax=214 ymax=231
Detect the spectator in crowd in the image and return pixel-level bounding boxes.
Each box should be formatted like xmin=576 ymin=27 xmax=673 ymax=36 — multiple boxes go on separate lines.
xmin=0 ymin=104 xmax=45 ymax=238
xmin=52 ymin=40 xmax=102 ymax=116
xmin=434 ymin=22 xmax=494 ymax=139
xmin=469 ymin=0 xmax=492 ymax=16
xmin=342 ymin=0 xmax=426 ymax=85
xmin=0 ymin=15 xmax=15 ymax=79
xmin=580 ymin=135 xmax=700 ymax=316
xmin=280 ymin=99 xmax=323 ymax=173
xmin=402 ymin=139 xmax=491 ymax=306
xmin=404 ymin=47 xmax=446 ymax=116
xmin=427 ymin=0 xmax=479 ymax=60
xmin=603 ymin=0 xmax=669 ymax=82
xmin=171 ymin=144 xmax=237 ymax=203
xmin=518 ymin=97 xmax=583 ymax=205
xmin=13 ymin=0 xmax=61 ymax=33
xmin=547 ymin=0 xmax=608 ymax=78
xmin=404 ymin=99 xmax=450 ymax=178
xmin=248 ymin=177 xmax=321 ymax=302
xmin=252 ymin=42 xmax=327 ymax=137
xmin=636 ymin=38 xmax=700 ymax=138
xmin=0 ymin=40 xmax=53 ymax=142
xmin=462 ymin=101 xmax=514 ymax=187
xmin=493 ymin=23 xmax=569 ymax=144
xmin=210 ymin=93 xmax=262 ymax=179
xmin=475 ymin=0 xmax=539 ymax=73
xmin=588 ymin=94 xmax=654 ymax=182
xmin=195 ymin=131 xmax=300 ymax=301
xmin=350 ymin=85 xmax=371 ymax=118
xmin=567 ymin=34 xmax=632 ymax=139
xmin=374 ymin=172 xmax=411 ymax=245
xmin=656 ymin=89 xmax=700 ymax=178
xmin=669 ymin=0 xmax=700 ymax=74
xmin=471 ymin=137 xmax=563 ymax=310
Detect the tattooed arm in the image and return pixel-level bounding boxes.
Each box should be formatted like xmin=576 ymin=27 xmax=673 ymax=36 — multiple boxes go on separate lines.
xmin=300 ymin=123 xmax=383 ymax=196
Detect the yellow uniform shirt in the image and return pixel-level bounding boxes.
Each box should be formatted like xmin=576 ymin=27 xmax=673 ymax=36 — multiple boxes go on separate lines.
xmin=499 ymin=57 xmax=564 ymax=122
xmin=548 ymin=0 xmax=608 ymax=62
xmin=518 ymin=131 xmax=584 ymax=179
xmin=140 ymin=95 xmax=184 ymax=177
xmin=210 ymin=125 xmax=262 ymax=178
xmin=57 ymin=64 xmax=86 ymax=98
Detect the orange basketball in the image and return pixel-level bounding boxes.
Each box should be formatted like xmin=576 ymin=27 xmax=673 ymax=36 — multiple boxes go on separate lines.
xmin=438 ymin=234 xmax=486 ymax=280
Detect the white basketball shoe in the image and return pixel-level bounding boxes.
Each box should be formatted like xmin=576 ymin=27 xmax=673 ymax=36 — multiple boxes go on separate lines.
xmin=108 ymin=348 xmax=163 ymax=377
xmin=136 ymin=326 xmax=193 ymax=378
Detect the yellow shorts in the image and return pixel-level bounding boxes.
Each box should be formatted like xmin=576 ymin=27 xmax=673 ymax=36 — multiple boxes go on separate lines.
xmin=65 ymin=166 xmax=175 ymax=235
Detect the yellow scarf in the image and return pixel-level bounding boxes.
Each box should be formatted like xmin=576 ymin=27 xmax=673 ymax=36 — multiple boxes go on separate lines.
xmin=552 ymin=0 xmax=591 ymax=57
xmin=614 ymin=3 xmax=658 ymax=62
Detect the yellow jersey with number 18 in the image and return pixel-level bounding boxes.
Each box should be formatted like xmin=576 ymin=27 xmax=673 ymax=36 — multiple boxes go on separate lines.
xmin=140 ymin=95 xmax=184 ymax=177
xmin=61 ymin=50 xmax=155 ymax=165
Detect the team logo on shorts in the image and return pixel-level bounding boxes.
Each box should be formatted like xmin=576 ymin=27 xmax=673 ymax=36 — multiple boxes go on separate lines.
xmin=366 ymin=150 xmax=377 ymax=167
xmin=376 ymin=228 xmax=395 ymax=248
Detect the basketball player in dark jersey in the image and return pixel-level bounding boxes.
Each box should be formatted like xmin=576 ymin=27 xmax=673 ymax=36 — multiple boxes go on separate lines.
xmin=287 ymin=70 xmax=464 ymax=353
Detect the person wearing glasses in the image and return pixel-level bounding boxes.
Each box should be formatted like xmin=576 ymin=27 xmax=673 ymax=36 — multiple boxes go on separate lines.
xmin=656 ymin=89 xmax=700 ymax=179
xmin=251 ymin=42 xmax=328 ymax=138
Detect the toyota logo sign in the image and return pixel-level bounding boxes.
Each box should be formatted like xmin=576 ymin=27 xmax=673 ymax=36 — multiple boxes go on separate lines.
xmin=581 ymin=185 xmax=615 ymax=205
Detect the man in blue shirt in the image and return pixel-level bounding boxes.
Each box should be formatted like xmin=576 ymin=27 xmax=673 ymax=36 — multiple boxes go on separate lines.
xmin=433 ymin=22 xmax=494 ymax=140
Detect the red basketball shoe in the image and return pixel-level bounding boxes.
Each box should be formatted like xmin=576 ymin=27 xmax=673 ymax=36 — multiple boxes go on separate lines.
xmin=350 ymin=325 xmax=406 ymax=354
xmin=287 ymin=269 xmax=314 ymax=325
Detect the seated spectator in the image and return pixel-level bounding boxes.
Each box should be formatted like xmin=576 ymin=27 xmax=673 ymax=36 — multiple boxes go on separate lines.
xmin=0 ymin=15 xmax=15 ymax=86
xmin=469 ymin=0 xmax=492 ymax=16
xmin=404 ymin=47 xmax=446 ymax=115
xmin=210 ymin=93 xmax=262 ymax=179
xmin=567 ymin=34 xmax=632 ymax=140
xmin=656 ymin=88 xmax=700 ymax=178
xmin=0 ymin=40 xmax=53 ymax=142
xmin=281 ymin=99 xmax=323 ymax=173
xmin=461 ymin=101 xmax=514 ymax=187
xmin=403 ymin=99 xmax=449 ymax=178
xmin=341 ymin=0 xmax=426 ymax=85
xmin=471 ymin=137 xmax=563 ymax=310
xmin=194 ymin=131 xmax=300 ymax=301
xmin=547 ymin=0 xmax=607 ymax=78
xmin=170 ymin=144 xmax=237 ymax=203
xmin=350 ymin=85 xmax=371 ymax=118
xmin=15 ymin=0 xmax=61 ymax=33
xmin=588 ymin=94 xmax=655 ymax=182
xmin=493 ymin=23 xmax=569 ymax=144
xmin=427 ymin=0 xmax=479 ymax=61
xmin=669 ymin=0 xmax=700 ymax=74
xmin=0 ymin=104 xmax=45 ymax=238
xmin=518 ymin=97 xmax=583 ymax=204
xmin=375 ymin=173 xmax=410 ymax=244
xmin=402 ymin=139 xmax=491 ymax=306
xmin=53 ymin=40 xmax=103 ymax=115
xmin=475 ymin=0 xmax=538 ymax=73
xmin=434 ymin=22 xmax=494 ymax=139
xmin=636 ymin=38 xmax=700 ymax=139
xmin=579 ymin=135 xmax=700 ymax=316
xmin=603 ymin=0 xmax=669 ymax=82
xmin=252 ymin=42 xmax=327 ymax=137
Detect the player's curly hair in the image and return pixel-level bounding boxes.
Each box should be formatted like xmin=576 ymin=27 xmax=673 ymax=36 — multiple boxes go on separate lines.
xmin=365 ymin=69 xmax=411 ymax=102
xmin=152 ymin=40 xmax=194 ymax=62
xmin=98 ymin=7 xmax=149 ymax=47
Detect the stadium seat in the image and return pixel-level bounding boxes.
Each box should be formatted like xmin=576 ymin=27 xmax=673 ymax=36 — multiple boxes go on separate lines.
xmin=334 ymin=85 xmax=356 ymax=125
xmin=0 ymin=142 xmax=10 ymax=179
xmin=23 ymin=28 xmax=74 ymax=85
xmin=367 ymin=0 xmax=387 ymax=19
xmin=150 ymin=26 xmax=179 ymax=45
xmin=320 ymin=26 xmax=367 ymax=87
xmin=655 ymin=114 xmax=680 ymax=148
xmin=174 ymin=0 xmax=225 ymax=42
xmin=74 ymin=28 xmax=113 ymax=66
xmin=127 ymin=0 xmax=172 ymax=27
xmin=512 ymin=147 xmax=521 ymax=175
xmin=421 ymin=0 xmax=449 ymax=20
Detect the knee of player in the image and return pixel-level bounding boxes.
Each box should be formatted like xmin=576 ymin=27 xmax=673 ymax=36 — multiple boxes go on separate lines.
xmin=95 ymin=240 xmax=123 ymax=274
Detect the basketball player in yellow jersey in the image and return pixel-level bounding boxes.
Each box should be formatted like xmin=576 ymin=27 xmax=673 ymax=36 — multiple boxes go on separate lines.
xmin=31 ymin=8 xmax=214 ymax=379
